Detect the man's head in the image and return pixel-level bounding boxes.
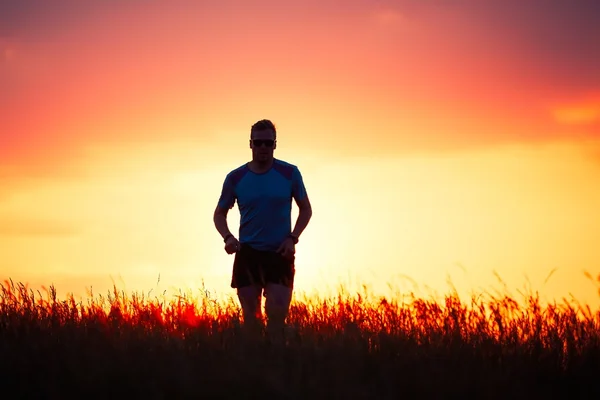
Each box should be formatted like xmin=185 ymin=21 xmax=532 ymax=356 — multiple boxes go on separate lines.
xmin=250 ymin=119 xmax=277 ymax=163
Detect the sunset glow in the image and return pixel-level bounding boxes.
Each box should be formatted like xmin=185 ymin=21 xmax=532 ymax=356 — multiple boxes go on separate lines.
xmin=1 ymin=1 xmax=599 ymax=307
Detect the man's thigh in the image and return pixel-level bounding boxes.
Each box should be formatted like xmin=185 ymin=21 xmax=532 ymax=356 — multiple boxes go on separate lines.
xmin=263 ymin=251 xmax=296 ymax=289
xmin=231 ymin=244 xmax=264 ymax=288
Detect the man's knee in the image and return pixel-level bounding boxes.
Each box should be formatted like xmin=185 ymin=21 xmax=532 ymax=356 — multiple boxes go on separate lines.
xmin=237 ymin=285 xmax=263 ymax=319
xmin=264 ymin=284 xmax=292 ymax=315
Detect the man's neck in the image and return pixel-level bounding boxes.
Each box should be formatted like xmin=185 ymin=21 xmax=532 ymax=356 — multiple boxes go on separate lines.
xmin=249 ymin=158 xmax=274 ymax=173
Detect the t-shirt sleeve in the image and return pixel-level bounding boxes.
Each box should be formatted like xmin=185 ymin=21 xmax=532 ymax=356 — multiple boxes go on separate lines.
xmin=217 ymin=174 xmax=236 ymax=209
xmin=292 ymin=166 xmax=307 ymax=201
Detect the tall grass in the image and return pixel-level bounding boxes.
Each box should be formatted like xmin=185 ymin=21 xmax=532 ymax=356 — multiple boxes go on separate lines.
xmin=1 ymin=277 xmax=599 ymax=399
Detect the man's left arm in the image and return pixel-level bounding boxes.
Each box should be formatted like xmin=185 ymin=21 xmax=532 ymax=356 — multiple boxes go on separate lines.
xmin=290 ymin=166 xmax=312 ymax=241
xmin=277 ymin=168 xmax=312 ymax=258
xmin=291 ymin=195 xmax=312 ymax=240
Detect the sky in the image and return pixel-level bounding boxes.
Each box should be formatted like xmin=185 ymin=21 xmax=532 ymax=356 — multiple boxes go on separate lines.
xmin=1 ymin=0 xmax=600 ymax=307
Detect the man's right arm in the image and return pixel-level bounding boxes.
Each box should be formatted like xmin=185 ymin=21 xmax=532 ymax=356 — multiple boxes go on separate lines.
xmin=215 ymin=172 xmax=236 ymax=241
xmin=213 ymin=206 xmax=233 ymax=240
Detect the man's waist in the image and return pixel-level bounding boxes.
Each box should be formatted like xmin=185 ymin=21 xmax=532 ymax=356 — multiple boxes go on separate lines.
xmin=238 ymin=242 xmax=278 ymax=253
xmin=239 ymin=235 xmax=286 ymax=252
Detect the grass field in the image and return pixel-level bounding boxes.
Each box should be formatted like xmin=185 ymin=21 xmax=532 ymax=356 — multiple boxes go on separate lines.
xmin=1 ymin=277 xmax=599 ymax=399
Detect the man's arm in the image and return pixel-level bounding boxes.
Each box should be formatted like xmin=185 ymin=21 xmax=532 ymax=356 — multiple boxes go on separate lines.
xmin=215 ymin=172 xmax=236 ymax=240
xmin=291 ymin=196 xmax=312 ymax=239
xmin=213 ymin=206 xmax=234 ymax=240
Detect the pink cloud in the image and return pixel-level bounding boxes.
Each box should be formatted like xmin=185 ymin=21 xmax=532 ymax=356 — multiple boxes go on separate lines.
xmin=1 ymin=0 xmax=599 ymax=179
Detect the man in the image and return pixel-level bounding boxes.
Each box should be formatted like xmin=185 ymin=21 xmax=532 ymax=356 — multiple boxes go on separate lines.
xmin=213 ymin=119 xmax=312 ymax=340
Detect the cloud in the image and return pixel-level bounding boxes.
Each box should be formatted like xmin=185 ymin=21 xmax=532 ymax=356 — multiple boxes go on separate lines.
xmin=549 ymin=95 xmax=600 ymax=140
xmin=0 ymin=0 xmax=154 ymax=39
xmin=476 ymin=1 xmax=600 ymax=88
xmin=372 ymin=0 xmax=600 ymax=91
xmin=554 ymin=105 xmax=600 ymax=126
xmin=1 ymin=0 xmax=599 ymax=177
xmin=0 ymin=1 xmax=89 ymax=39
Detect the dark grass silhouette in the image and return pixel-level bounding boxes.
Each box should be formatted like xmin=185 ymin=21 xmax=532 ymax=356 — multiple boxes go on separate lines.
xmin=1 ymin=276 xmax=599 ymax=399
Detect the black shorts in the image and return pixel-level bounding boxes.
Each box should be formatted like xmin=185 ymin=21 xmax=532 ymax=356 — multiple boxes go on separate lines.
xmin=231 ymin=243 xmax=295 ymax=289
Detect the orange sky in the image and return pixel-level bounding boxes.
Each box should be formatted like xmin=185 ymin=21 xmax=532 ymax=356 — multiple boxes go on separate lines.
xmin=1 ymin=1 xmax=600 ymax=306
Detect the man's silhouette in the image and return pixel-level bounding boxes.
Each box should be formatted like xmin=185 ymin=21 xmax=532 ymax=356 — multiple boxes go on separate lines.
xmin=213 ymin=119 xmax=312 ymax=341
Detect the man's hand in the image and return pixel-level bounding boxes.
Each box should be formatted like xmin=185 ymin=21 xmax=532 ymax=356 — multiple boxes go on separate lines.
xmin=224 ymin=236 xmax=241 ymax=254
xmin=276 ymin=237 xmax=296 ymax=261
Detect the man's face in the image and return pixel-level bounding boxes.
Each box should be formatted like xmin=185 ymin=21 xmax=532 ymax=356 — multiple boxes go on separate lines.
xmin=250 ymin=129 xmax=276 ymax=162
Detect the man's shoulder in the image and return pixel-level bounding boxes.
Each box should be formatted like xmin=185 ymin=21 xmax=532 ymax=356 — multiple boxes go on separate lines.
xmin=273 ymin=158 xmax=298 ymax=168
xmin=272 ymin=158 xmax=299 ymax=180
xmin=227 ymin=162 xmax=249 ymax=174
xmin=225 ymin=163 xmax=250 ymax=185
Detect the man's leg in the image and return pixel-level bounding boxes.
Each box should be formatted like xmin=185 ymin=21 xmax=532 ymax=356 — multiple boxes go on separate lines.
xmin=264 ymin=283 xmax=293 ymax=343
xmin=237 ymin=284 xmax=264 ymax=338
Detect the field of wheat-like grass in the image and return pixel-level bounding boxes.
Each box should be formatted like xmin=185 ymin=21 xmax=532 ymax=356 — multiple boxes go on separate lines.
xmin=1 ymin=278 xmax=599 ymax=399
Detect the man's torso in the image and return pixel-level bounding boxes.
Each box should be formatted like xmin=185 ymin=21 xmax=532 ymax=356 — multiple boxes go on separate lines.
xmin=218 ymin=159 xmax=304 ymax=251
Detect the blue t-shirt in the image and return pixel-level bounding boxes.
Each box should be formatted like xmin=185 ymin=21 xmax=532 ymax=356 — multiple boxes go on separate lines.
xmin=217 ymin=159 xmax=308 ymax=252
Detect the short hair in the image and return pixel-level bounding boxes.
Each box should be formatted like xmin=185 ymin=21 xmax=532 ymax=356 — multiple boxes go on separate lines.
xmin=250 ymin=119 xmax=276 ymax=139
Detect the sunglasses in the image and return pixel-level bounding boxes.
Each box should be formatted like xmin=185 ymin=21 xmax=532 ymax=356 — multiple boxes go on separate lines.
xmin=251 ymin=139 xmax=275 ymax=148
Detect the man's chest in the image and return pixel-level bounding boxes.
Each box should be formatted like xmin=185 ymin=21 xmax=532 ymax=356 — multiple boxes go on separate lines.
xmin=235 ymin=174 xmax=292 ymax=208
